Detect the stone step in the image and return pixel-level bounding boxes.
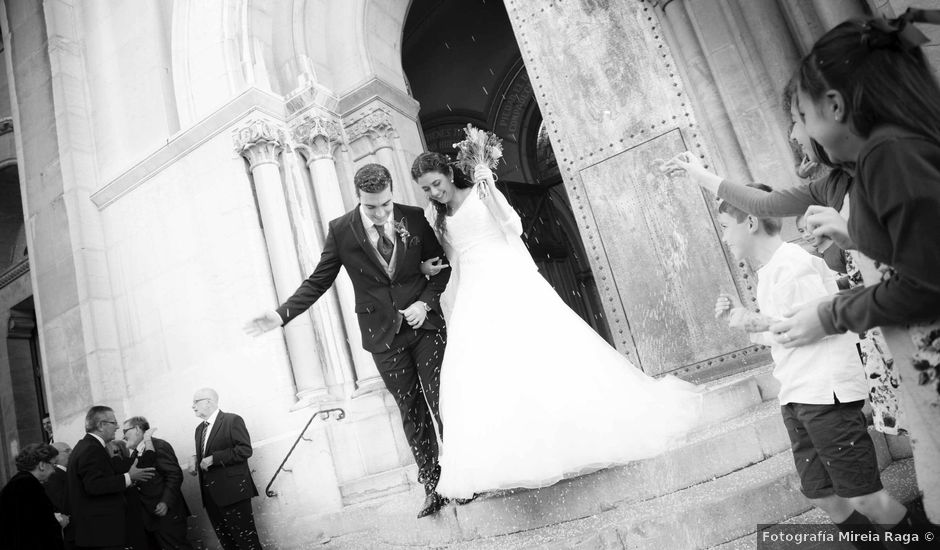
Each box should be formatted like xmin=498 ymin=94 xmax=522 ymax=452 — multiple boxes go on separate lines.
xmin=699 ymin=364 xmax=771 ymax=424
xmin=315 ymin=451 xmax=804 ymax=550
xmin=446 ymin=400 xmax=788 ymax=542
xmin=316 ymin=420 xmax=911 ymax=549
xmin=299 ymin=368 xmax=776 ymax=548
xmin=310 ymin=398 xmax=789 ymax=547
xmin=441 ymin=451 xmax=808 ymax=550
xmin=709 ymin=458 xmax=919 ymax=550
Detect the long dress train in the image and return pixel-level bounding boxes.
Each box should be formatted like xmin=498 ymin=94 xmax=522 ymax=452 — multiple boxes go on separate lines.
xmin=433 ymin=185 xmax=703 ymax=499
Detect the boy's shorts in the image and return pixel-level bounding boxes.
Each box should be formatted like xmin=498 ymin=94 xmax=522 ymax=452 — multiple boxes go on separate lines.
xmin=781 ymin=400 xmax=883 ymax=499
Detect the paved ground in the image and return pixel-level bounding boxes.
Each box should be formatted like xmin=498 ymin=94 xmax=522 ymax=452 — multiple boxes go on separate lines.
xmin=308 ymin=459 xmax=918 ymax=550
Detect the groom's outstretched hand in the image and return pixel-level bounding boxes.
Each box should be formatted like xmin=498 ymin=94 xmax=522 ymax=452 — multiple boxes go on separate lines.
xmin=243 ymin=310 xmax=283 ymax=336
xmin=400 ymin=302 xmax=429 ymax=329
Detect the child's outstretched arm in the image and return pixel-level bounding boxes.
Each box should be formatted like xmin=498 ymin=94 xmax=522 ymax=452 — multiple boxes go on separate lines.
xmin=659 ymin=152 xmax=723 ymax=195
xmin=659 ymin=151 xmax=839 ymax=218
xmin=716 ymin=293 xmax=779 ymax=335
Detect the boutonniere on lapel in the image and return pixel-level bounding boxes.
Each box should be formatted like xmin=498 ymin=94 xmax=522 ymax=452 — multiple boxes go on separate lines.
xmin=394 ymin=218 xmax=421 ymax=249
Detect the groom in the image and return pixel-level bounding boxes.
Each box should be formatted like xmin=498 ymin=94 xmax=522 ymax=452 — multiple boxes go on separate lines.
xmin=244 ymin=163 xmax=450 ymax=517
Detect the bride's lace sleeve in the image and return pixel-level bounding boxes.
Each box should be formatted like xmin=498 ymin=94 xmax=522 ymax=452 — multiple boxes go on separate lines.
xmin=483 ymin=183 xmax=524 ymax=236
xmin=479 ymin=184 xmax=537 ymax=270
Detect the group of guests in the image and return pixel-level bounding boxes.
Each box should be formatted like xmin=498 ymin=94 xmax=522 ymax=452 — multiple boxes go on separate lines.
xmin=662 ymin=7 xmax=940 ymax=549
xmin=5 ymin=7 xmax=940 ymax=550
xmin=0 ymin=388 xmax=264 ymax=550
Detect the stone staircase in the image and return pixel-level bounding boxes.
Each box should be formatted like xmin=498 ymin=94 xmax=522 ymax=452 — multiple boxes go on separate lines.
xmin=301 ymin=366 xmax=914 ymax=550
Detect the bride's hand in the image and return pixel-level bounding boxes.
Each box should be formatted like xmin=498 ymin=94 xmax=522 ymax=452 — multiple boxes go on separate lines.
xmin=420 ymin=257 xmax=450 ymax=276
xmin=473 ymin=165 xmax=494 ymax=199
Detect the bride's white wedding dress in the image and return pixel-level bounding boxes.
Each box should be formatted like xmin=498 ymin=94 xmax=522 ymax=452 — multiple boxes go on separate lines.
xmin=432 ymin=184 xmax=703 ymax=499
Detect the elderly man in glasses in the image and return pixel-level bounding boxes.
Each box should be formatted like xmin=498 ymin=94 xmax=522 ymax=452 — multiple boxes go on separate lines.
xmin=120 ymin=416 xmax=193 ymax=550
xmin=188 ymin=388 xmax=262 ymax=550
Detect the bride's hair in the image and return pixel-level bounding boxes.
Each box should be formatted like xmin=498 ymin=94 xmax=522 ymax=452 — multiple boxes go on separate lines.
xmin=411 ymin=151 xmax=473 ymax=235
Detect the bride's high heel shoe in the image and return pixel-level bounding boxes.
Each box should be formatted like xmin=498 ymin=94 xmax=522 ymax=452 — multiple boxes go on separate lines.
xmin=454 ymin=493 xmax=480 ymax=505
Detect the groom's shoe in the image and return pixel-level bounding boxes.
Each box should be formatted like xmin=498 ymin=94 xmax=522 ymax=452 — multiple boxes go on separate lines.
xmin=417 ymin=491 xmax=446 ymax=518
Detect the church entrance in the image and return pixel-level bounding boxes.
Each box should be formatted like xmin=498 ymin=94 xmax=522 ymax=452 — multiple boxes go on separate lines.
xmin=0 ymin=161 xmax=49 ymax=477
xmin=402 ymin=0 xmax=611 ymax=342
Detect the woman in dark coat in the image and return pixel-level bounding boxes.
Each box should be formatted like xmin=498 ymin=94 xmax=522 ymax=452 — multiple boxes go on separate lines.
xmin=0 ymin=443 xmax=65 ymax=550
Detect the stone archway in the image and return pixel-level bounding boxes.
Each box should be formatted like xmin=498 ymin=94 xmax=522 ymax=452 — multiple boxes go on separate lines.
xmin=402 ymin=0 xmax=611 ymax=340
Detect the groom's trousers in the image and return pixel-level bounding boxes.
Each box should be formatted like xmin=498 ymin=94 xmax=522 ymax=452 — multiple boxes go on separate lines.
xmin=372 ymin=326 xmax=445 ymax=492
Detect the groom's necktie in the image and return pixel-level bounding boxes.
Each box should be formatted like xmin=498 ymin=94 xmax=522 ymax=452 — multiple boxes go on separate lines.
xmin=374 ymin=224 xmax=394 ymax=264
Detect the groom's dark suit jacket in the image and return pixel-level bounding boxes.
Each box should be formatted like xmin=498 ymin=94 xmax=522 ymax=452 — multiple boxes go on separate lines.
xmin=277 ymin=203 xmax=449 ymax=353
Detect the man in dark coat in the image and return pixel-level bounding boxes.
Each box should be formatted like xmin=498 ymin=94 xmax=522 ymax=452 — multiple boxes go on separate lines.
xmin=123 ymin=416 xmax=193 ymax=549
xmin=188 ymin=388 xmax=262 ymax=549
xmin=44 ymin=442 xmax=74 ymax=549
xmin=0 ymin=443 xmax=64 ymax=550
xmin=67 ymin=405 xmax=154 ymax=549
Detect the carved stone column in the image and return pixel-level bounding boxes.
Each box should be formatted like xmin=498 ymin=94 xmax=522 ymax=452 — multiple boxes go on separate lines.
xmin=344 ymin=107 xmax=419 ymax=206
xmin=654 ymin=0 xmax=799 ymax=190
xmin=654 ymin=0 xmax=752 ymax=182
xmin=233 ymin=119 xmax=329 ymax=404
xmin=292 ymin=115 xmax=384 ymax=392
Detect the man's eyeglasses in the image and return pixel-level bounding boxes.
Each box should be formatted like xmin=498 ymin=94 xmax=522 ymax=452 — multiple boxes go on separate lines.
xmin=192 ymin=398 xmax=210 ymax=406
xmin=122 ymin=427 xmax=136 ymax=436
xmin=100 ymin=420 xmax=118 ymax=426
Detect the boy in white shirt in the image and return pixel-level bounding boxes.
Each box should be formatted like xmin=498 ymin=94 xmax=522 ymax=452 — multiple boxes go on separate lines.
xmin=714 ymin=185 xmax=910 ymax=548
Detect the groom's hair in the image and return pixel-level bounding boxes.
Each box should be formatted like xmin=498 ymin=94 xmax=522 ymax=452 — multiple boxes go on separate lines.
xmin=354 ymin=163 xmax=393 ymax=195
xmin=717 ymin=183 xmax=782 ymax=236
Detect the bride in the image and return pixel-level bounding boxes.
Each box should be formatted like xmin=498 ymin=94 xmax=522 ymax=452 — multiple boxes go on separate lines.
xmin=410 ymin=152 xmax=703 ymax=499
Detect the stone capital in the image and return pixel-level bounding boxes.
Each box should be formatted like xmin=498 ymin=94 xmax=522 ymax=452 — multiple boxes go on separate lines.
xmin=233 ymin=119 xmax=286 ymax=169
xmin=345 ymin=107 xmax=397 ymax=148
xmin=292 ymin=114 xmax=344 ymax=161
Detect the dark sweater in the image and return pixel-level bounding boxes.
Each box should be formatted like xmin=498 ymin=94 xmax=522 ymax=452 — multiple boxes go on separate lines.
xmin=716 ymin=169 xmax=851 ymax=217
xmin=818 ymin=126 xmax=940 ymax=334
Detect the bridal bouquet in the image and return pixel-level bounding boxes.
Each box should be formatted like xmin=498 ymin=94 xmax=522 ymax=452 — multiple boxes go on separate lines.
xmin=453 ymin=124 xmax=503 ymax=198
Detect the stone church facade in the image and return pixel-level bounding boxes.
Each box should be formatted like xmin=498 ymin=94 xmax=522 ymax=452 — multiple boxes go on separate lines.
xmin=0 ymin=0 xmax=935 ymax=547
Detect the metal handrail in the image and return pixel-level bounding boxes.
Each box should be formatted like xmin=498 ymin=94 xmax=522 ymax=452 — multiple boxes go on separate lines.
xmin=265 ymin=407 xmax=345 ymax=497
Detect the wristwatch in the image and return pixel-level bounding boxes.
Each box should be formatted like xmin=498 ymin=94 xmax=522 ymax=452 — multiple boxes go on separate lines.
xmin=420 ymin=301 xmax=431 ymax=312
